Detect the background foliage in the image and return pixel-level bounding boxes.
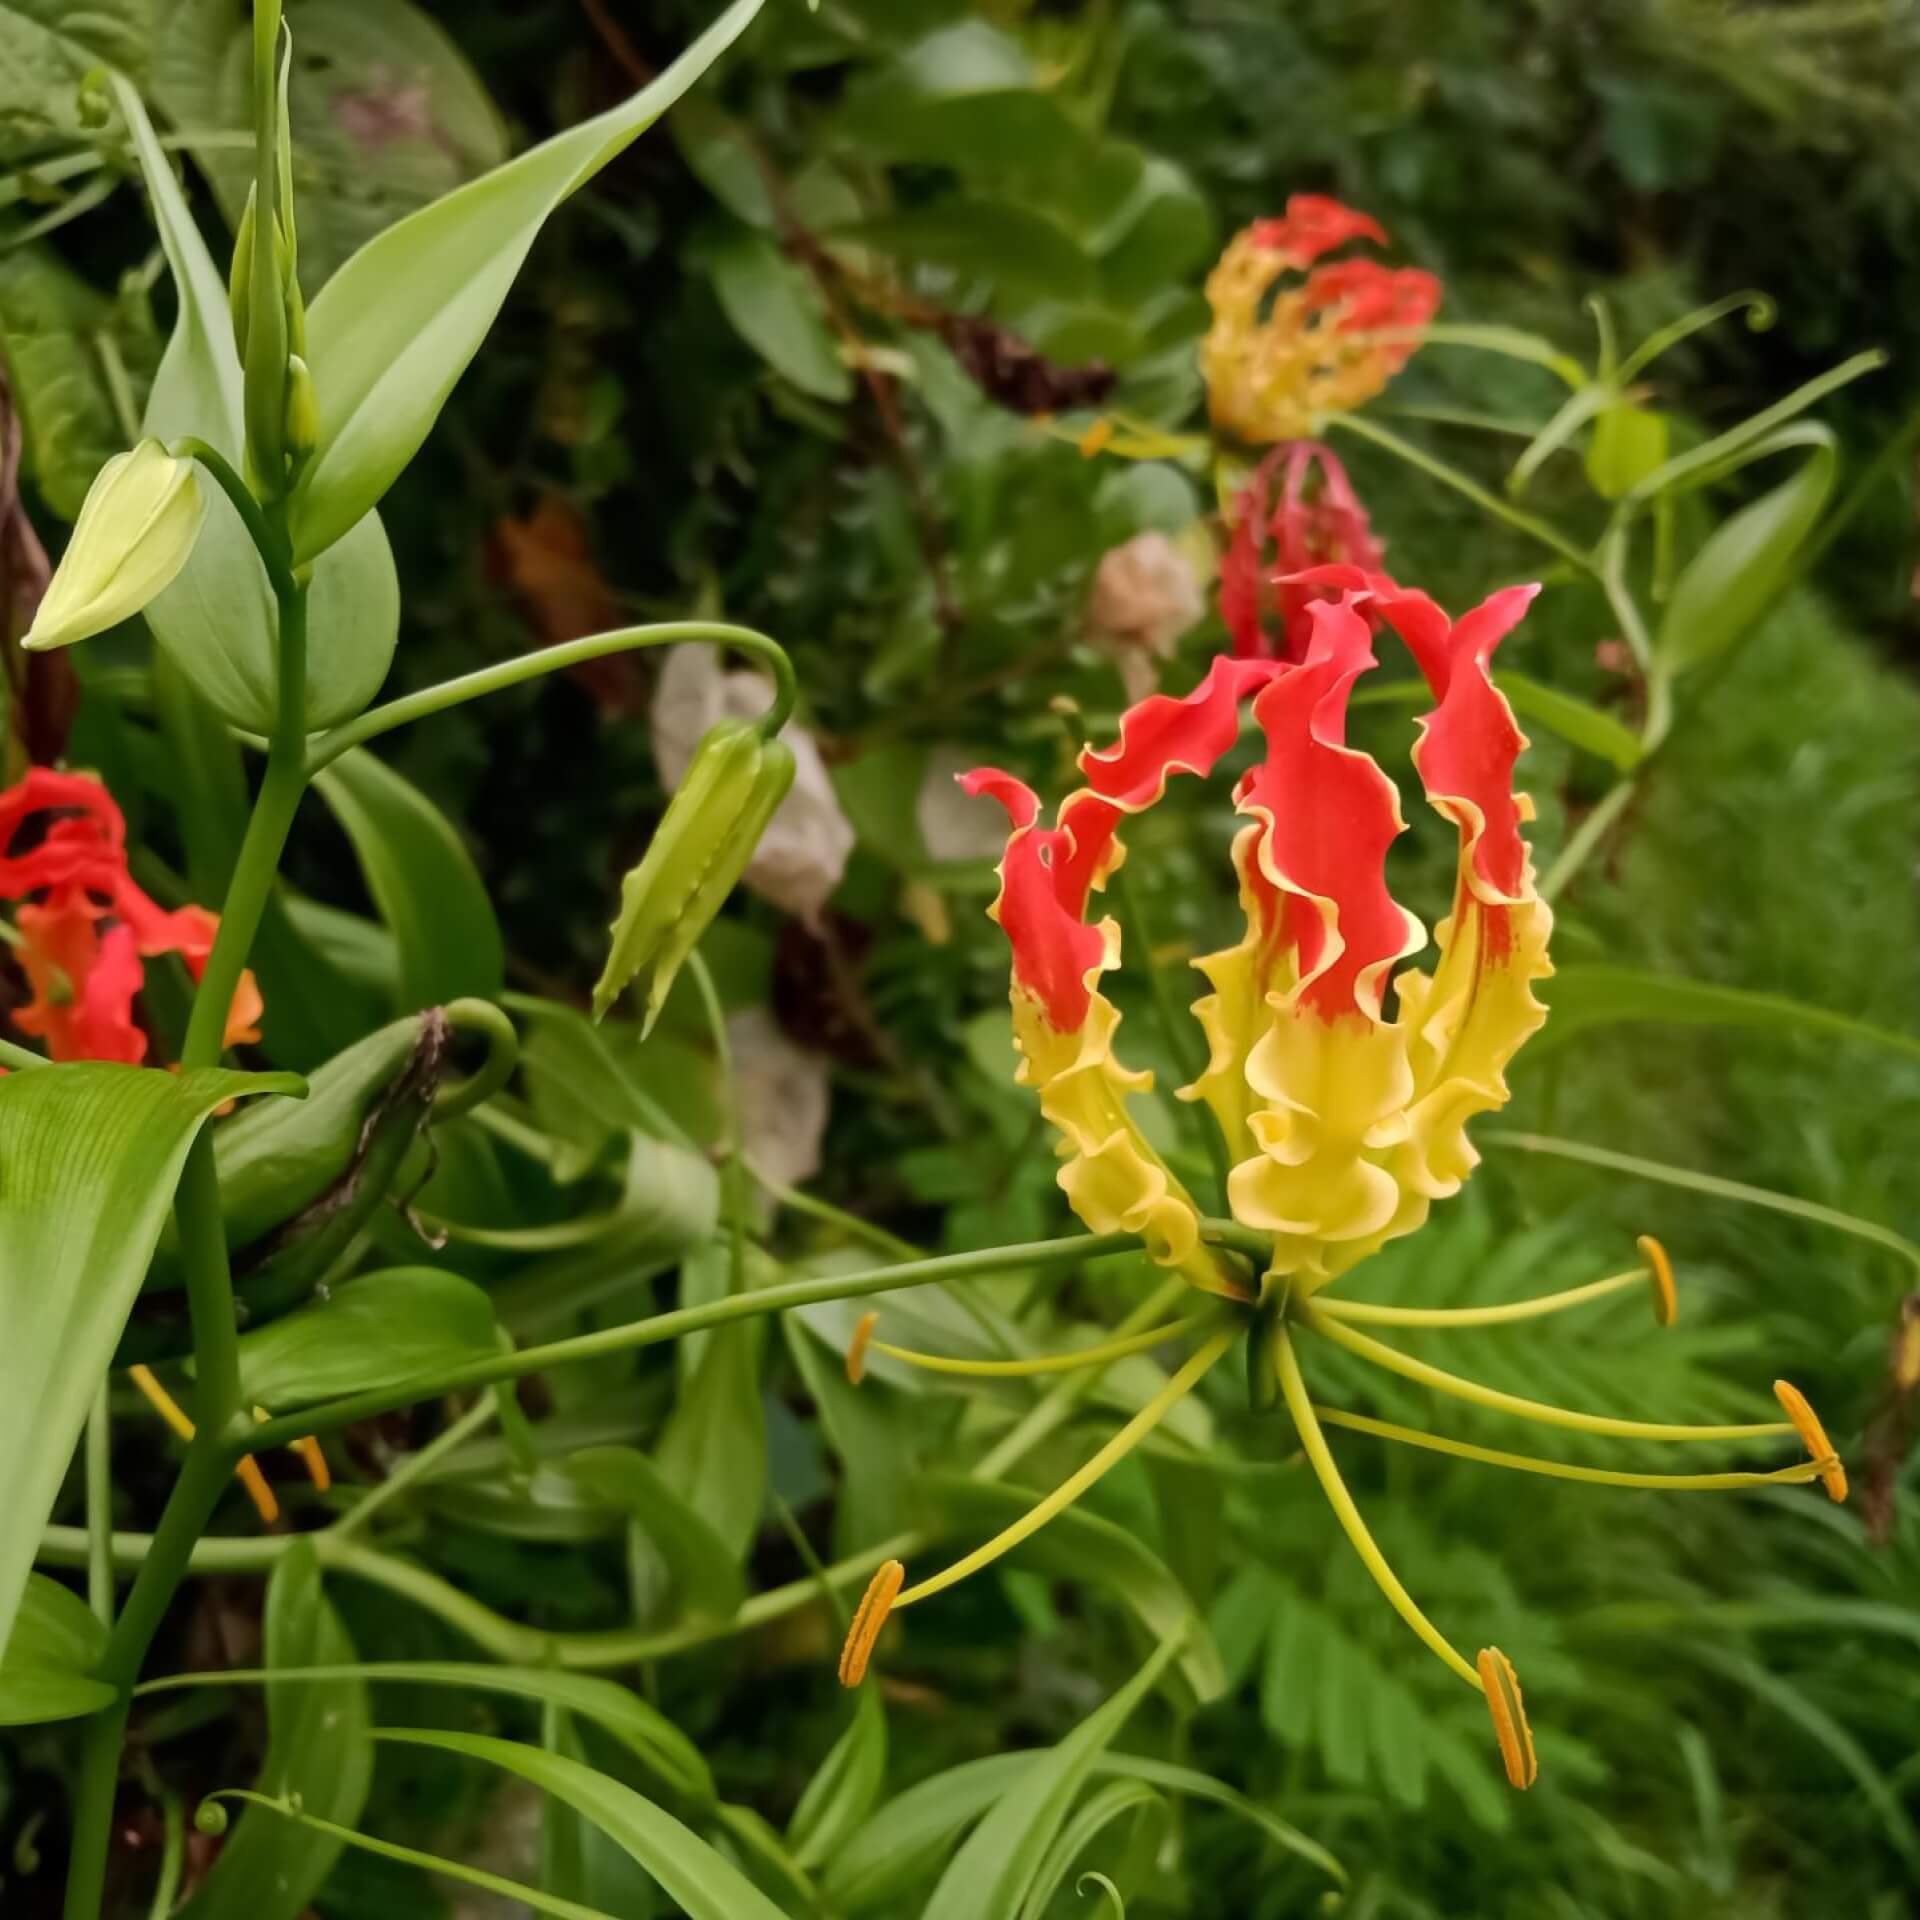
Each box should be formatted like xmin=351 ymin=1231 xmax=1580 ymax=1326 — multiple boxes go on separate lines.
xmin=3 ymin=1 xmax=1919 ymax=1915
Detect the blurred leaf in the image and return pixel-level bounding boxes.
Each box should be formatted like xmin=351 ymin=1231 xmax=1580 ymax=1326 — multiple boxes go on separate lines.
xmin=1495 ymin=670 xmax=1643 ymax=772
xmin=707 ymin=222 xmax=851 ymax=400
xmin=0 ymin=1574 xmax=113 ymax=1725
xmin=825 ymin=1752 xmax=1030 ymax=1913
xmin=841 ymin=201 xmax=1095 ymax=303
xmin=230 ymin=1267 xmax=498 ymax=1410
xmin=1534 ymin=964 xmax=1920 ymax=1061
xmin=113 ymin=73 xmax=401 ymax=731
xmin=376 ymin=1729 xmax=791 ymax=1918
xmin=920 ymin=1631 xmax=1184 ymax=1920
xmin=0 ymin=243 xmax=154 ymax=518
xmin=783 ymin=1312 xmax=916 ymax=1551
xmin=183 ymin=1543 xmax=372 ymax=1920
xmin=565 ymin=1444 xmax=746 ymax=1619
xmin=929 ymin=1476 xmax=1226 ymax=1709
xmin=1019 ymin=1778 xmax=1165 ymax=1920
xmin=1654 ymin=425 xmax=1836 ymax=671
xmin=655 ymin=1242 xmax=765 ymax=1561
xmin=286 ymin=0 xmax=767 ymax=563
xmin=0 ymin=1063 xmax=298 ymax=1653
xmin=153 ymin=0 xmax=509 ymax=284
xmin=787 ymin=1685 xmax=887 ymax=1874
xmin=315 ymin=748 xmax=505 ymax=1011
xmin=1097 ymin=157 xmax=1215 ymax=306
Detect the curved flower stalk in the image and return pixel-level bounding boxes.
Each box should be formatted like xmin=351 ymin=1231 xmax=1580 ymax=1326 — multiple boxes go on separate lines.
xmin=839 ymin=570 xmax=1848 ymax=1797
xmin=1202 ymin=196 xmax=1441 ymax=445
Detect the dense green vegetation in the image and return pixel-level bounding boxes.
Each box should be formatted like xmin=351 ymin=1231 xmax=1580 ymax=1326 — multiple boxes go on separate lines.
xmin=1 ymin=2 xmax=1916 ymax=1915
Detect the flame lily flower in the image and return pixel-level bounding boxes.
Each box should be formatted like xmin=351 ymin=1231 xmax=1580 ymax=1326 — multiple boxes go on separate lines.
xmin=0 ymin=769 xmax=262 ymax=1063
xmin=1202 ymin=197 xmax=1441 ymax=445
xmin=840 ymin=573 xmax=1846 ymax=1794
xmin=1220 ymin=442 xmax=1386 ymax=663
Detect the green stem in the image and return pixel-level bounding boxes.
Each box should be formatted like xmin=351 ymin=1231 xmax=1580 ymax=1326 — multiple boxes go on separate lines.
xmin=170 ymin=439 xmax=294 ymax=593
xmin=246 ymin=1231 xmax=1150 ymax=1452
xmin=1328 ymin=412 xmax=1596 ymax=574
xmin=329 ymin=1392 xmax=501 ymax=1543
xmin=304 ymin=622 xmax=798 ymax=778
xmin=434 ymin=997 xmax=521 ymax=1122
xmin=745 ymin=1158 xmax=922 ymax=1262
xmin=65 ymin=563 xmax=309 ymax=1920
xmin=1539 ymin=776 xmax=1636 ymax=905
xmin=86 ymin=1383 xmax=114 ymax=1626
xmin=0 ymin=1033 xmax=48 ymax=1070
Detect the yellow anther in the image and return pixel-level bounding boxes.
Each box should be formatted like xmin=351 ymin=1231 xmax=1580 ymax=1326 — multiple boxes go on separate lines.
xmin=255 ymin=1406 xmax=331 ymax=1493
xmin=1896 ymin=1299 xmax=1920 ymax=1392
xmin=846 ymin=1312 xmax=879 ymax=1386
xmin=293 ymin=1434 xmax=332 ymax=1493
xmin=1077 ymin=416 xmax=1115 ymax=458
xmin=1477 ymin=1646 xmax=1537 ymax=1790
xmin=838 ymin=1558 xmax=904 ymax=1688
xmin=1637 ymin=1235 xmax=1678 ymax=1328
xmin=129 ymin=1367 xmax=280 ymax=1524
xmin=1773 ymin=1380 xmax=1848 ymax=1503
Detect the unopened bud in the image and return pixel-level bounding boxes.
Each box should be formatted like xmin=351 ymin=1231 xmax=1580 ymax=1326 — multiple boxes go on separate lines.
xmin=284 ymin=355 xmax=319 ymax=465
xmin=229 ymin=186 xmax=258 ymax=359
xmin=24 ymin=441 xmax=207 ymax=651
xmin=592 ymin=718 xmax=796 ymax=1032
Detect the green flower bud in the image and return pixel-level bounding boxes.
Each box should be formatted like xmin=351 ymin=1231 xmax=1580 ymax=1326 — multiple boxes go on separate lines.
xmin=229 ymin=184 xmax=257 ymax=359
xmin=592 ymin=718 xmax=796 ymax=1032
xmin=284 ymin=354 xmax=319 ymax=467
xmin=24 ymin=440 xmax=208 ymax=652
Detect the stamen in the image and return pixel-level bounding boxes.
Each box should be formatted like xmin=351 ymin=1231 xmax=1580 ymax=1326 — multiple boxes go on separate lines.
xmin=1302 ymin=1307 xmax=1795 ymax=1444
xmin=1773 ymin=1380 xmax=1848 ymax=1503
xmin=885 ymin=1331 xmax=1236 ymax=1617
xmin=846 ymin=1312 xmax=879 ymax=1385
xmin=1637 ymin=1235 xmax=1678 ymax=1327
xmin=1314 ymin=1406 xmax=1826 ymax=1491
xmin=868 ymin=1316 xmax=1205 ymax=1380
xmin=130 ymin=1365 xmax=280 ymax=1525
xmin=255 ymin=1406 xmax=331 ymax=1493
xmin=1315 ymin=1265 xmax=1647 ymax=1330
xmin=838 ymin=1558 xmax=905 ymax=1687
xmin=1274 ymin=1333 xmax=1480 ymax=1689
xmin=1477 ymin=1647 xmax=1537 ymax=1789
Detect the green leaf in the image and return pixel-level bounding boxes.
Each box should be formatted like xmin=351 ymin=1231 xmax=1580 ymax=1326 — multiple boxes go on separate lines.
xmin=782 ymin=1311 xmax=916 ymax=1552
xmin=111 ymin=72 xmax=401 ymax=732
xmin=314 ymin=748 xmax=504 ymax=1011
xmin=825 ymin=1753 xmax=1032 ymax=1913
xmin=375 ymin=1729 xmax=792 ymax=1920
xmin=0 ymin=242 xmax=155 ymax=518
xmin=152 ymin=0 xmax=509 ymax=285
xmin=183 ymin=1543 xmax=373 ymax=1920
xmin=840 ymin=201 xmax=1095 ymax=304
xmin=919 ymin=1632 xmax=1184 ymax=1920
xmin=8 ymin=0 xmax=148 ymax=71
xmin=147 ymin=1659 xmax=714 ymax=1805
xmin=1533 ymin=963 xmax=1920 ymax=1063
xmin=228 ymin=1267 xmax=498 ymax=1410
xmin=787 ymin=1685 xmax=887 ymax=1873
xmin=1097 ymin=156 xmax=1215 ymax=307
xmin=0 ymin=1062 xmax=299 ymax=1652
xmin=195 ymin=1791 xmax=620 ymax=1920
xmin=0 ymin=5 xmax=119 ymax=160
xmin=564 ymin=1444 xmax=746 ymax=1620
xmin=655 ymin=1242 xmax=765 ymax=1561
xmin=706 ymin=223 xmax=852 ymax=400
xmin=1097 ymin=1754 xmax=1344 ymax=1886
xmin=1495 ymin=670 xmax=1643 ymax=773
xmin=927 ymin=1476 xmax=1226 ymax=1708
xmin=0 ymin=1574 xmax=114 ymax=1725
xmin=1653 ymin=425 xmax=1836 ymax=672
xmin=1019 ymin=1778 xmax=1165 ymax=1920
xmin=286 ymin=0 xmax=766 ymax=563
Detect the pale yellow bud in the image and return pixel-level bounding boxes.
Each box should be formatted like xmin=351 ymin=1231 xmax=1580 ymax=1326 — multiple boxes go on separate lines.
xmin=24 ymin=441 xmax=207 ymax=651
